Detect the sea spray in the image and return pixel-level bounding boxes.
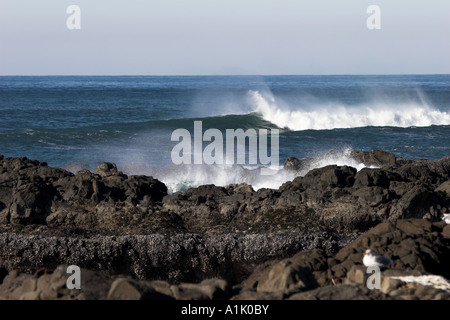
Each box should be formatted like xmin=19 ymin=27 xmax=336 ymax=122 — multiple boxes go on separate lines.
xmin=117 ymin=147 xmax=373 ymax=193
xmin=170 ymin=120 xmax=279 ymax=175
xmin=248 ymin=90 xmax=450 ymax=130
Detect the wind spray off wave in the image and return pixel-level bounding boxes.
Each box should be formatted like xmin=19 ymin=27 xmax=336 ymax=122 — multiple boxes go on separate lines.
xmin=248 ymin=90 xmax=450 ymax=131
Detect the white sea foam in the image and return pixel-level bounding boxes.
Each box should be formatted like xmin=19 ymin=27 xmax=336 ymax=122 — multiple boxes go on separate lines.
xmin=295 ymin=147 xmax=373 ymax=176
xmin=248 ymin=90 xmax=450 ymax=131
xmin=390 ymin=275 xmax=450 ymax=293
xmin=118 ymin=147 xmax=373 ymax=193
xmin=120 ymin=162 xmax=295 ymax=194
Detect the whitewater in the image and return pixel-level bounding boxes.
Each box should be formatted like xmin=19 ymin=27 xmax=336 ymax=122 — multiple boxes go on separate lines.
xmin=248 ymin=89 xmax=450 ymax=131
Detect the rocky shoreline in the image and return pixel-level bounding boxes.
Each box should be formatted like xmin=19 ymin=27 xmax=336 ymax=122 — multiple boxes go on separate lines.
xmin=0 ymin=150 xmax=449 ymax=300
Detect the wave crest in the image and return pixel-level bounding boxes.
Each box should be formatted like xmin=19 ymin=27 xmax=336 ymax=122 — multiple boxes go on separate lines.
xmin=248 ymin=90 xmax=450 ymax=131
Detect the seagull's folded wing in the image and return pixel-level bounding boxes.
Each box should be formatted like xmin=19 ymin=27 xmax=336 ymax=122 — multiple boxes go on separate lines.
xmin=375 ymin=255 xmax=392 ymax=266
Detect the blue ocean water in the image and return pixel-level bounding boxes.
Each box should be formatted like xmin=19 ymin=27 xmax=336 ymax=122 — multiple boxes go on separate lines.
xmin=1 ymin=75 xmax=449 ymax=191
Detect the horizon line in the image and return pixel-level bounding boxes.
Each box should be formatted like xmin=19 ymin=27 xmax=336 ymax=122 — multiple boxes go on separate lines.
xmin=1 ymin=73 xmax=450 ymax=77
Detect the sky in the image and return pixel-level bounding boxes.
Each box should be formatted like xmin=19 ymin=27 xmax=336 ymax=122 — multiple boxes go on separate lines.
xmin=0 ymin=0 xmax=449 ymax=75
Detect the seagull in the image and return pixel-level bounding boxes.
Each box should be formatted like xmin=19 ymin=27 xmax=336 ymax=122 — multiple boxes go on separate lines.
xmin=363 ymin=249 xmax=395 ymax=269
xmin=441 ymin=213 xmax=450 ymax=224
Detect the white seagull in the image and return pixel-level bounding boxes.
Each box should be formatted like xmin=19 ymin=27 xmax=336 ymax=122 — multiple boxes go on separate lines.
xmin=441 ymin=213 xmax=450 ymax=224
xmin=363 ymin=249 xmax=395 ymax=269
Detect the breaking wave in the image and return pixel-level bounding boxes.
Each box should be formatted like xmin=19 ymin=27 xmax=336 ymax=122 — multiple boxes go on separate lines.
xmin=248 ymin=90 xmax=450 ymax=130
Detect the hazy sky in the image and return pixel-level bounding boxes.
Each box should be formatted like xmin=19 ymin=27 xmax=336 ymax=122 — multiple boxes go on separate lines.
xmin=0 ymin=0 xmax=449 ymax=75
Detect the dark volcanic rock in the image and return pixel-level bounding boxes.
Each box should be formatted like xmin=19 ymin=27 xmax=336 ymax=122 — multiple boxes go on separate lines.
xmin=0 ymin=230 xmax=351 ymax=284
xmin=283 ymin=157 xmax=302 ymax=171
xmin=288 ymin=283 xmax=391 ymax=300
xmin=283 ymin=156 xmax=314 ymax=172
xmin=302 ymin=165 xmax=357 ymax=188
xmin=0 ymin=200 xmax=448 ymax=300
xmin=350 ymin=150 xmax=397 ymax=167
xmin=238 ymin=218 xmax=450 ymax=300
xmin=327 ymin=219 xmax=450 ymax=282
xmin=256 ymin=261 xmax=318 ymax=295
xmin=0 ymin=156 xmax=168 ymax=233
xmin=354 ymin=168 xmax=392 ymax=188
xmin=0 ymin=151 xmax=449 ymax=300
xmin=0 ymin=158 xmax=69 ymax=225
xmin=2 ymin=152 xmax=449 ymax=235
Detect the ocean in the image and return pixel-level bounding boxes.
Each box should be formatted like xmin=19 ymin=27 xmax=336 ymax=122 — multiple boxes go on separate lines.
xmin=1 ymin=75 xmax=449 ymax=193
